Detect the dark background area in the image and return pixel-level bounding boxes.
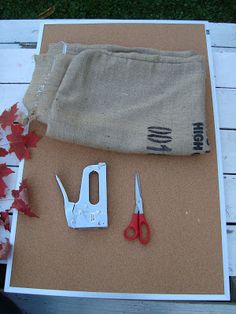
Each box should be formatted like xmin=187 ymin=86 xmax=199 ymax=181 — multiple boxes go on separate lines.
xmin=0 ymin=0 xmax=236 ymax=22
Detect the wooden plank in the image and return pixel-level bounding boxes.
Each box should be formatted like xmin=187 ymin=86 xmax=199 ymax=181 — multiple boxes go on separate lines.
xmin=0 ymin=200 xmax=14 ymax=212
xmin=0 ymin=146 xmax=19 ymax=166
xmin=213 ymin=52 xmax=236 ymax=88
xmin=0 ymin=20 xmax=41 ymax=43
xmin=227 ymin=226 xmax=236 ymax=276
xmin=221 ymin=130 xmax=236 ymax=173
xmin=214 ymin=47 xmax=236 ymax=53
xmin=0 ymin=19 xmax=79 ymax=43
xmin=5 ymin=293 xmax=236 ymax=314
xmin=224 ymin=175 xmax=236 ymax=223
xmin=0 ymin=49 xmax=35 ymax=83
xmin=217 ymin=88 xmax=236 ymax=129
xmin=0 ymin=43 xmax=37 ymax=49
xmin=0 ymin=227 xmax=10 ymax=265
xmin=1 ymin=167 xmax=18 ymax=200
xmin=0 ymin=84 xmax=29 ymax=112
xmin=0 ymin=43 xmax=22 ymax=49
xmin=210 ymin=23 xmax=236 ymax=48
xmin=0 ymin=214 xmax=12 ymax=265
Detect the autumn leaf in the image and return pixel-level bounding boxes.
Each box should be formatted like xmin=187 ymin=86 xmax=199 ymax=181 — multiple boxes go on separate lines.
xmin=0 ymin=103 xmax=18 ymax=130
xmin=24 ymin=131 xmax=41 ymax=148
xmin=11 ymin=199 xmax=38 ymax=218
xmin=11 ymin=179 xmax=39 ymax=218
xmin=0 ymin=210 xmax=10 ymax=231
xmin=7 ymin=124 xmax=30 ymax=160
xmin=0 ymin=148 xmax=8 ymax=157
xmin=12 ymin=178 xmax=28 ymax=199
xmin=7 ymin=124 xmax=40 ymax=161
xmin=0 ymin=163 xmax=14 ymax=198
xmin=0 ymin=238 xmax=11 ymax=260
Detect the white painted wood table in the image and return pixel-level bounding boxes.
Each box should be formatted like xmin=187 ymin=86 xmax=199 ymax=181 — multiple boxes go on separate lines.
xmin=0 ymin=20 xmax=236 ymax=313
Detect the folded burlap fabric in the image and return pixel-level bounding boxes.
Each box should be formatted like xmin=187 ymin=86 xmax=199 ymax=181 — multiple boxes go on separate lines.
xmin=24 ymin=42 xmax=209 ymax=155
xmin=24 ymin=42 xmax=198 ymax=123
xmin=47 ymin=41 xmax=197 ymax=58
xmin=24 ymin=53 xmax=73 ymax=124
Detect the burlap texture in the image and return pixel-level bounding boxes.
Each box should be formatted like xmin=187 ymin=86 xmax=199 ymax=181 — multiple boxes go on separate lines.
xmin=24 ymin=42 xmax=198 ymax=123
xmin=24 ymin=43 xmax=209 ymax=155
xmin=47 ymin=41 xmax=197 ymax=57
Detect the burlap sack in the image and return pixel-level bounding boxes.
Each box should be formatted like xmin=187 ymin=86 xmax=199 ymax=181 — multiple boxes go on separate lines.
xmin=24 ymin=42 xmax=198 ymax=124
xmin=44 ymin=48 xmax=209 ymax=155
xmin=23 ymin=54 xmax=55 ymax=121
xmin=47 ymin=41 xmax=197 ymax=58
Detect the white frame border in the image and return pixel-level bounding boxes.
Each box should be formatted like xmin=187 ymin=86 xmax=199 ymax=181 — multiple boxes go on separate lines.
xmin=4 ymin=19 xmax=230 ymax=301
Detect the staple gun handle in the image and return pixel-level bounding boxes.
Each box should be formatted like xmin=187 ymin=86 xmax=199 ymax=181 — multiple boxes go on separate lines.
xmin=55 ymin=175 xmax=70 ymax=208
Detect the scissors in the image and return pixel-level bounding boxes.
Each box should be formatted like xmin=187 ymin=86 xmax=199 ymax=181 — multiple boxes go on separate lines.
xmin=124 ymin=173 xmax=151 ymax=245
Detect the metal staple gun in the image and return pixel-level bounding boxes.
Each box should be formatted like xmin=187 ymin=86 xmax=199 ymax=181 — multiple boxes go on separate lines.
xmin=55 ymin=162 xmax=108 ymax=229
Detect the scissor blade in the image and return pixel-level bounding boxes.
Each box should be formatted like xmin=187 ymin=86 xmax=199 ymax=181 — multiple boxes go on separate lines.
xmin=135 ymin=173 xmax=144 ymax=214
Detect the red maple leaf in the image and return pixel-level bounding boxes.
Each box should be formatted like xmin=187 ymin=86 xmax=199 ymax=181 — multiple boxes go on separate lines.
xmin=11 ymin=179 xmax=39 ymax=218
xmin=24 ymin=131 xmax=40 ymax=148
xmin=0 ymin=148 xmax=8 ymax=157
xmin=6 ymin=124 xmax=40 ymax=161
xmin=11 ymin=199 xmax=38 ymax=218
xmin=0 ymin=210 xmax=10 ymax=231
xmin=12 ymin=178 xmax=28 ymax=199
xmin=7 ymin=124 xmax=30 ymax=160
xmin=0 ymin=238 xmax=11 ymax=260
xmin=0 ymin=163 xmax=14 ymax=198
xmin=0 ymin=103 xmax=18 ymax=130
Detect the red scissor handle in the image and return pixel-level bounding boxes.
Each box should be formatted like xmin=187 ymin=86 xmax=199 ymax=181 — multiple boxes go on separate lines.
xmin=138 ymin=214 xmax=151 ymax=245
xmin=124 ymin=213 xmax=139 ymax=241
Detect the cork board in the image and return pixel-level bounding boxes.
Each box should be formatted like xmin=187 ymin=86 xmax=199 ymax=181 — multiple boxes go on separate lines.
xmin=8 ymin=22 xmax=228 ymax=299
